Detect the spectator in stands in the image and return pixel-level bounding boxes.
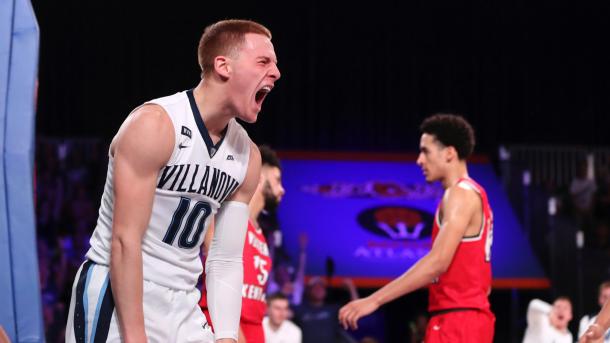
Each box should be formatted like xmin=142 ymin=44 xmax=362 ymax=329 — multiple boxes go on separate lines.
xmin=294 ymin=277 xmax=358 ymax=343
xmin=579 ymin=281 xmax=610 ymax=342
xmin=594 ymin=164 xmax=610 ymax=218
xmin=408 ymin=313 xmax=428 ymax=343
xmin=523 ymin=297 xmax=573 ymax=343
xmin=591 ymin=221 xmax=610 ymax=251
xmin=570 ymin=160 xmax=597 ymax=230
xmin=580 ymin=292 xmax=610 ymax=342
xmin=263 ymin=292 xmax=302 ymax=343
xmin=267 ymin=233 xmax=308 ymax=308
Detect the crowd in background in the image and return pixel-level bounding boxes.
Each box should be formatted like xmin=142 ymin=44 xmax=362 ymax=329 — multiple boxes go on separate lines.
xmin=35 ymin=139 xmax=413 ymax=343
xmin=36 ymin=139 xmax=610 ymax=342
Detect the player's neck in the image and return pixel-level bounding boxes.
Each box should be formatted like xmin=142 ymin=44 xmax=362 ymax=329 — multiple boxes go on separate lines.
xmin=193 ymin=80 xmax=233 ymax=142
xmin=441 ymin=162 xmax=469 ymax=189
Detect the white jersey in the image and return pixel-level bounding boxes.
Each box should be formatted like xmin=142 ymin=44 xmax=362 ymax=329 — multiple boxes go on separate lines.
xmin=87 ymin=89 xmax=251 ymax=290
xmin=263 ymin=317 xmax=302 ymax=343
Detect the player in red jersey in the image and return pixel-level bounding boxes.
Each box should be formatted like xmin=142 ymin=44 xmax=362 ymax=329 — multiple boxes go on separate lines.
xmin=200 ymin=145 xmax=285 ymax=343
xmin=339 ymin=114 xmax=495 ymax=342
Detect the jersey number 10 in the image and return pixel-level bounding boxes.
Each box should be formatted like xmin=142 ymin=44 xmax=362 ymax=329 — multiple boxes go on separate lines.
xmin=162 ymin=197 xmax=212 ymax=249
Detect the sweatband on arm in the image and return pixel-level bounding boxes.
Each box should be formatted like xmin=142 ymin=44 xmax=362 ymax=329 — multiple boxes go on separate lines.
xmin=205 ymin=201 xmax=249 ymax=341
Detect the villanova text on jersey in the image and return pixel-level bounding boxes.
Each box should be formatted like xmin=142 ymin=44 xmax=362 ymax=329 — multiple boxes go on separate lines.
xmin=157 ymin=163 xmax=240 ymax=203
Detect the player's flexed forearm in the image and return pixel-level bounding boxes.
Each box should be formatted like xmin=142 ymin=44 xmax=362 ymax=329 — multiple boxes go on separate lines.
xmin=111 ymin=236 xmax=146 ymax=342
xmin=109 ymin=106 xmax=174 ymax=342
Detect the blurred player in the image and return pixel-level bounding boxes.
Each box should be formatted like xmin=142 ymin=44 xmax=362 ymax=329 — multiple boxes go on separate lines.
xmin=200 ymin=145 xmax=285 ymax=342
xmin=339 ymin=114 xmax=494 ymax=342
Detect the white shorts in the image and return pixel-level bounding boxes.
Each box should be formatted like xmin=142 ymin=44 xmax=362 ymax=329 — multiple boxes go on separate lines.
xmin=65 ymin=260 xmax=214 ymax=342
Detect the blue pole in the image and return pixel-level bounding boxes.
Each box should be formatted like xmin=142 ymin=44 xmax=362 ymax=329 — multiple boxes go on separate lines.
xmin=0 ymin=0 xmax=43 ymax=341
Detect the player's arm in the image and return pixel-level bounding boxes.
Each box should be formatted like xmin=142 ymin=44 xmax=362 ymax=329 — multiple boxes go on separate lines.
xmin=580 ymin=300 xmax=610 ymax=342
xmin=339 ymin=186 xmax=479 ymax=330
xmin=110 ymin=105 xmax=174 ymax=343
xmin=206 ymin=142 xmax=261 ymax=343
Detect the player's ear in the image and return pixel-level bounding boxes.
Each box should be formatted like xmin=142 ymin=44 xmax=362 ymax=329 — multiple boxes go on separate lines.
xmin=214 ymin=56 xmax=231 ymax=79
xmin=446 ymin=146 xmax=458 ymax=162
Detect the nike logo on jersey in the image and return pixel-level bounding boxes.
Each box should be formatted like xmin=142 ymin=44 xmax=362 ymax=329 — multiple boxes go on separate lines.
xmin=433 ymin=325 xmax=441 ymax=331
xmin=178 ymin=143 xmax=189 ymax=149
xmin=226 ymin=155 xmax=234 ymax=160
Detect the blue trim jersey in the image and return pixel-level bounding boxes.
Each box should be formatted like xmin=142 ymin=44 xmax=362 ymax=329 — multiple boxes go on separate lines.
xmin=87 ymin=89 xmax=251 ymax=290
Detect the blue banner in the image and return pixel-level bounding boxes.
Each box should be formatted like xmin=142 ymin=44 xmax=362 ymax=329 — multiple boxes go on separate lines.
xmin=278 ymin=155 xmax=547 ymax=288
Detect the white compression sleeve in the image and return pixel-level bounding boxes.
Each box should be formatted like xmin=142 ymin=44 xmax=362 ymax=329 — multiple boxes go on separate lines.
xmin=205 ymin=201 xmax=249 ymax=341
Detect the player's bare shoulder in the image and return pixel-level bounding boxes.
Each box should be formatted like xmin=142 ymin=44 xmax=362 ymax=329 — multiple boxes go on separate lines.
xmin=441 ymin=182 xmax=481 ymax=219
xmin=110 ymin=104 xmax=175 ymax=166
xmin=442 ymin=181 xmax=484 ymax=237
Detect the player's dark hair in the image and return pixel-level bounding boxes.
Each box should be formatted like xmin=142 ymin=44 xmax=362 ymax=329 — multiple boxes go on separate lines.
xmin=259 ymin=144 xmax=281 ymax=169
xmin=420 ymin=114 xmax=475 ymax=160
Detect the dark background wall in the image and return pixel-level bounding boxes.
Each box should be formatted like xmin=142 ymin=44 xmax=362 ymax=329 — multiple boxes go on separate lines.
xmin=33 ymin=0 xmax=610 ymax=154
xmin=31 ymin=2 xmax=610 ymax=341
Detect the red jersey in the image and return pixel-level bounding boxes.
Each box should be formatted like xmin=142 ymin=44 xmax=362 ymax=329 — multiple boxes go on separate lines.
xmin=200 ymin=220 xmax=272 ymax=325
xmin=428 ymin=177 xmax=493 ymax=312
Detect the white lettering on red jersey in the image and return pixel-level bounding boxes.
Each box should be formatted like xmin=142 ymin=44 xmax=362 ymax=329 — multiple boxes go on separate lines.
xmin=200 ymin=220 xmax=272 ymax=324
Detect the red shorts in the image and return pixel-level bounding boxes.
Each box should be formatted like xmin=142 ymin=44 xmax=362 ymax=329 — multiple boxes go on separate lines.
xmin=424 ymin=309 xmax=495 ymax=343
xmin=241 ymin=321 xmax=264 ymax=343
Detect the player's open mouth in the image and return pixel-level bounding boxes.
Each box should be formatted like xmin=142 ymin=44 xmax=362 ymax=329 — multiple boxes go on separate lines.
xmin=255 ymin=85 xmax=272 ymax=106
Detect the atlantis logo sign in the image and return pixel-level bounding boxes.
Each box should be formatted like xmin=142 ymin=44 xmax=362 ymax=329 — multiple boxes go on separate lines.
xmin=357 ymin=206 xmax=433 ymax=241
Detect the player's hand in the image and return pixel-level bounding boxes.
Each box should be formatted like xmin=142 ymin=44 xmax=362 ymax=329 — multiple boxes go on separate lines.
xmin=338 ymin=296 xmax=379 ymax=330
xmin=579 ymin=323 xmax=604 ymax=343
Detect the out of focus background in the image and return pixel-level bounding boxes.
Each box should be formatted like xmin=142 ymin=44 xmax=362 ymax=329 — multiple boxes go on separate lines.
xmin=3 ymin=0 xmax=610 ymax=342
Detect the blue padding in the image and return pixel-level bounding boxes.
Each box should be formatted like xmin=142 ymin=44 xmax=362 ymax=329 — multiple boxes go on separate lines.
xmin=0 ymin=0 xmax=19 ymax=340
xmin=0 ymin=0 xmax=43 ymax=341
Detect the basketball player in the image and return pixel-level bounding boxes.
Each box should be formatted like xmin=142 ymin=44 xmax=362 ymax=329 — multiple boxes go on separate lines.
xmin=339 ymin=114 xmax=495 ymax=342
xmin=581 ymin=298 xmax=610 ymax=342
xmin=200 ymin=145 xmax=285 ymax=343
xmin=65 ymin=19 xmax=280 ymax=343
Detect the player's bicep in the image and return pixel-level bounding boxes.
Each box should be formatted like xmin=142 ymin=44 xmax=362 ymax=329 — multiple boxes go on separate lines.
xmin=112 ymin=106 xmax=174 ymax=241
xmin=227 ymin=141 xmax=261 ymax=204
xmin=430 ymin=188 xmax=478 ymax=267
